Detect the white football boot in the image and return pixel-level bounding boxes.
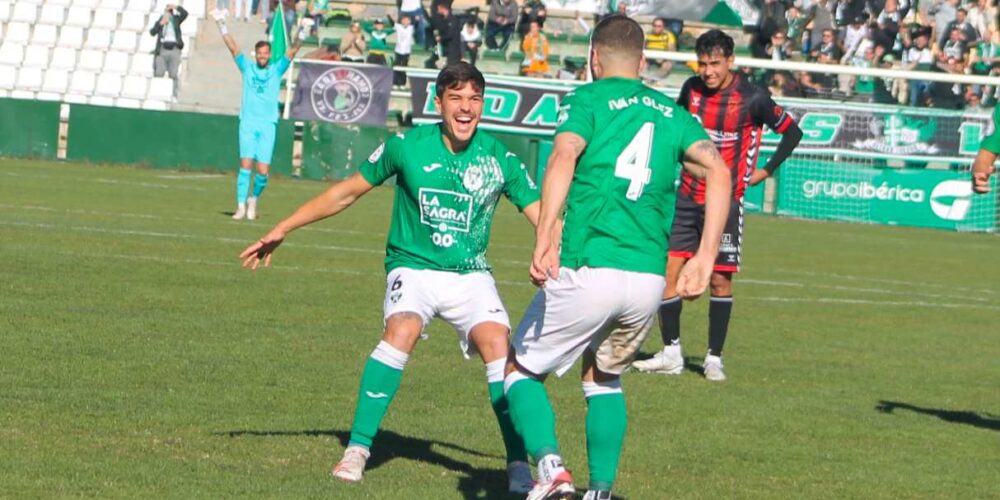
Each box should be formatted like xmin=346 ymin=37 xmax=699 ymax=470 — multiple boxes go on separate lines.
xmin=527 ymin=454 xmax=575 ymax=500
xmin=703 ymin=354 xmax=726 ymax=382
xmin=631 ymin=343 xmax=683 ymax=375
xmin=246 ymin=196 xmax=258 ymax=220
xmin=331 ymin=445 xmax=370 ymax=482
xmin=232 ymin=203 xmax=246 ymax=220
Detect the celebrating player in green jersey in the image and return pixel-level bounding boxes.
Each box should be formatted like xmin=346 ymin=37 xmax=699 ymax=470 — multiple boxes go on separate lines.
xmin=502 ymin=16 xmax=732 ymax=500
xmin=239 ymin=63 xmax=541 ymax=493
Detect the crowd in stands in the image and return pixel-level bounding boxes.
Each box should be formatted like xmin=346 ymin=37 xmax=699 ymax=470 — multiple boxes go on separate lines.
xmin=751 ymin=0 xmax=1000 ymax=109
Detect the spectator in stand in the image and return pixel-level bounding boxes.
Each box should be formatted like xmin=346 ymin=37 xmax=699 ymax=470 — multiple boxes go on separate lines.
xmin=429 ymin=2 xmax=462 ymax=67
xmin=872 ymin=0 xmax=901 ymax=52
xmin=393 ymin=15 xmax=415 ymax=88
xmin=266 ymin=0 xmax=297 ymax=35
xmin=842 ymin=39 xmax=876 ymax=96
xmin=517 ymin=0 xmax=547 ymax=39
xmin=150 ymin=3 xmax=187 ymax=100
xmin=303 ymin=40 xmax=342 ymax=60
xmin=766 ymin=29 xmax=790 ymax=60
xmin=946 ymin=8 xmax=981 ymax=43
xmin=364 ymin=16 xmax=396 ymax=66
xmin=643 ymin=17 xmax=676 ymax=84
xmin=841 ymin=14 xmax=871 ymax=63
xmin=307 ymin=0 xmax=329 ymax=35
xmin=340 ymin=22 xmax=368 ymax=62
xmin=752 ymin=0 xmax=787 ymax=58
xmin=520 ymin=20 xmax=549 ymax=77
xmin=462 ymin=19 xmax=483 ymax=65
xmin=802 ymin=28 xmax=843 ymax=95
xmin=903 ymin=29 xmax=934 ymax=105
xmin=969 ymin=29 xmax=1000 ymax=103
xmin=252 ymin=0 xmax=270 ymax=25
xmin=807 ymin=0 xmax=836 ymax=56
xmin=939 ymin=26 xmax=970 ymax=61
xmin=398 ymin=0 xmax=428 ymax=48
xmin=929 ymin=56 xmax=966 ymax=107
xmin=929 ymin=0 xmax=959 ymax=47
xmin=769 ymin=71 xmax=803 ymax=97
xmin=786 ymin=5 xmax=809 ymax=54
xmin=965 ymin=0 xmax=991 ymax=41
xmin=486 ymin=0 xmax=518 ymax=50
xmin=893 ymin=22 xmax=914 ymax=58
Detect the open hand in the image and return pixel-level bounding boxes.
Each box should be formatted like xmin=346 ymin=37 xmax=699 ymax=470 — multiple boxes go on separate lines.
xmin=239 ymin=229 xmax=287 ymax=270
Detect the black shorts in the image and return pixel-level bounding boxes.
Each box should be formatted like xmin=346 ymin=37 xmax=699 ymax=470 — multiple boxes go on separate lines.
xmin=668 ymin=195 xmax=744 ymax=273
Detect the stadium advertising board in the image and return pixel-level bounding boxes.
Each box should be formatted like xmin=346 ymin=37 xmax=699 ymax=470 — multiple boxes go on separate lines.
xmin=778 ymin=162 xmax=997 ymax=231
xmin=290 ymin=62 xmax=393 ymax=126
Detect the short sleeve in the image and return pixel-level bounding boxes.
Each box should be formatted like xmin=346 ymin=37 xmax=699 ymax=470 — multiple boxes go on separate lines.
xmin=555 ymin=90 xmax=594 ymax=142
xmin=750 ymin=90 xmax=794 ymax=133
xmin=675 ymin=109 xmax=710 ymax=161
xmin=275 ymin=56 xmax=291 ymax=76
xmin=676 ymin=78 xmax=692 ymax=108
xmin=358 ymin=134 xmax=404 ymax=186
xmin=980 ymin=106 xmax=1000 ymax=154
xmin=499 ymin=146 xmax=540 ymax=211
xmin=235 ymin=53 xmax=249 ymax=73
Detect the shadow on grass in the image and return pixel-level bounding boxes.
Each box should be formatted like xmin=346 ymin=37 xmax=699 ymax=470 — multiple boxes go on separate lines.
xmin=220 ymin=428 xmax=515 ymax=499
xmin=876 ymin=400 xmax=1000 ymax=432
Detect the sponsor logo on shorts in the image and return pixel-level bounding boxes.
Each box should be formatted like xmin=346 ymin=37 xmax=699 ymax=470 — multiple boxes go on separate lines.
xmin=719 ymin=234 xmax=738 ymax=254
xmin=310 ymin=67 xmax=375 ymax=123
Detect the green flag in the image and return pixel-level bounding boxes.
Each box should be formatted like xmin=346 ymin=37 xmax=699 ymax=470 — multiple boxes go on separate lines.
xmin=270 ymin=3 xmax=287 ymax=64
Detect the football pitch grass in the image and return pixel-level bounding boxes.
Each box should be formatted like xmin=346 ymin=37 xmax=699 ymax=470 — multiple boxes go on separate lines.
xmin=2 ymin=159 xmax=998 ymax=499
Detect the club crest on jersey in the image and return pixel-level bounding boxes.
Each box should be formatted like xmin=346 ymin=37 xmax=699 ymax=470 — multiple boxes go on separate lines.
xmin=463 ymin=166 xmax=485 ymax=191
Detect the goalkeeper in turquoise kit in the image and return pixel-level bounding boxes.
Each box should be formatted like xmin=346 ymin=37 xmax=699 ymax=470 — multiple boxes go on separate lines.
xmin=239 ymin=63 xmax=541 ymax=493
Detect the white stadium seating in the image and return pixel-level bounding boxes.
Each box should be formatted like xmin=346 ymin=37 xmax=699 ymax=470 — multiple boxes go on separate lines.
xmin=31 ymin=25 xmax=59 ymax=47
xmin=126 ymin=0 xmax=152 ymax=12
xmin=147 ymin=76 xmax=172 ymax=100
xmin=5 ymin=22 xmax=31 ymax=45
xmin=16 ymin=67 xmax=43 ymax=91
xmin=43 ymin=69 xmax=70 ymax=94
xmin=120 ymin=11 xmax=147 ymax=32
xmin=95 ymin=73 xmax=122 ymax=97
xmin=10 ymin=90 xmax=35 ymax=100
xmin=142 ymin=99 xmax=167 ymax=110
xmin=116 ymin=97 xmax=141 ymax=108
xmin=22 ymin=46 xmax=50 ymax=68
xmin=11 ymin=2 xmax=38 ymax=23
xmin=103 ymin=51 xmax=130 ymax=74
xmin=51 ymin=48 xmax=77 ymax=71
xmin=84 ymin=28 xmax=112 ymax=50
xmin=0 ymin=2 xmax=11 ymax=23
xmin=77 ymin=50 xmax=105 ymax=72
xmin=0 ymin=66 xmax=16 ymax=90
xmin=120 ymin=75 xmax=148 ymax=99
xmin=138 ymin=34 xmax=157 ymax=53
xmin=74 ymin=0 xmax=100 ymax=10
xmin=0 ymin=44 xmax=24 ymax=66
xmin=88 ymin=95 xmax=115 ymax=106
xmin=68 ymin=70 xmax=97 ymax=95
xmin=58 ymin=26 xmax=85 ymax=49
xmin=49 ymin=0 xmax=75 ymax=6
xmin=92 ymin=9 xmax=118 ymax=29
xmin=130 ymin=53 xmax=154 ymax=77
xmin=112 ymin=31 xmax=138 ymax=52
xmin=66 ymin=6 xmax=92 ymax=27
xmin=101 ymin=0 xmax=127 ymax=11
xmin=39 ymin=5 xmax=67 ymax=25
xmin=64 ymin=93 xmax=88 ymax=104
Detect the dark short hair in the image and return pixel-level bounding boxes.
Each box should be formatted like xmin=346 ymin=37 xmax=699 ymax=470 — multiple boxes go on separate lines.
xmin=435 ymin=62 xmax=486 ymax=98
xmin=592 ymin=14 xmax=644 ymax=57
xmin=695 ymin=29 xmax=734 ymax=58
xmin=255 ymin=40 xmax=271 ymax=51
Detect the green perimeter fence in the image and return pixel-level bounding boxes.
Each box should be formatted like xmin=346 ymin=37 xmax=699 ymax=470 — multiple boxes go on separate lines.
xmin=1 ymin=97 xmax=996 ymax=232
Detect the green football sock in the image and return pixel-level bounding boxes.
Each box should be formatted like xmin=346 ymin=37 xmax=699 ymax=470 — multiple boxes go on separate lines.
xmin=347 ymin=341 xmax=408 ymax=449
xmin=487 ymin=379 xmax=528 ymax=463
xmin=584 ymin=384 xmax=627 ymax=491
xmin=505 ymin=373 xmax=559 ymax=460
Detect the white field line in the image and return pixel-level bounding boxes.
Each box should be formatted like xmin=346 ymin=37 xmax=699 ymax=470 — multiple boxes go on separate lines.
xmin=157 ymin=174 xmax=227 ymax=179
xmin=740 ymin=278 xmax=991 ymax=303
xmin=745 ymin=296 xmax=1000 ymax=311
xmin=772 ymin=269 xmax=1000 ymax=296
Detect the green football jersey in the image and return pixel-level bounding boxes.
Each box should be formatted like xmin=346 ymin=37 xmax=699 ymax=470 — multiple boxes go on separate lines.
xmin=980 ymin=106 xmax=1000 ymax=154
xmin=359 ymin=123 xmax=540 ymax=273
xmin=555 ymin=77 xmax=709 ymax=275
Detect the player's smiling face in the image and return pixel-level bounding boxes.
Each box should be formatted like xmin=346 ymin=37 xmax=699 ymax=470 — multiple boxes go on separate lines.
xmin=696 ymin=49 xmax=735 ymax=90
xmin=255 ymin=45 xmax=271 ymax=68
xmin=435 ymin=81 xmax=484 ymax=152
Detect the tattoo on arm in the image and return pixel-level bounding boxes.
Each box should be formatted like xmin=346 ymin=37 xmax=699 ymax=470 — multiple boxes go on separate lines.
xmin=694 ymin=140 xmax=722 ymax=163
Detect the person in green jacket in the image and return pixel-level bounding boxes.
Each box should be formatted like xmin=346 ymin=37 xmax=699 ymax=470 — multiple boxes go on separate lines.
xmin=363 ymin=15 xmax=396 ymax=65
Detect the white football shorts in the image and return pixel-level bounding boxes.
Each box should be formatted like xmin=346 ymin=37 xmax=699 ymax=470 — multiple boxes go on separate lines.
xmin=512 ymin=266 xmax=666 ymax=377
xmin=383 ymin=267 xmax=511 ymax=357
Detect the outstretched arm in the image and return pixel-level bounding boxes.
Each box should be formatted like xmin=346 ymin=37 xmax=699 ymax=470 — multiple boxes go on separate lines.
xmin=676 ymin=139 xmax=732 ymax=298
xmin=212 ymin=12 xmax=241 ymax=57
xmin=239 ymin=173 xmax=375 ymax=269
xmin=286 ymin=18 xmax=313 ymax=59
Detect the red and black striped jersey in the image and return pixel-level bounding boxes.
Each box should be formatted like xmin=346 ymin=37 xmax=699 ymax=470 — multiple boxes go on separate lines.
xmin=677 ymin=73 xmax=794 ymax=204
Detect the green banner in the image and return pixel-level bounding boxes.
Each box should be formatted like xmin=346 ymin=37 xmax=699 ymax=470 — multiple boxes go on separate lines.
xmin=778 ymin=160 xmax=997 ymax=231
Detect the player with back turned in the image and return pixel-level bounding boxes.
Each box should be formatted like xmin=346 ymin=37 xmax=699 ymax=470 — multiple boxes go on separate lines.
xmin=633 ymin=29 xmax=803 ymax=381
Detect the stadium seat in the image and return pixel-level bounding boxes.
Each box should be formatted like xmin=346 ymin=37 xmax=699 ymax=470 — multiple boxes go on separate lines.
xmin=74 ymin=0 xmax=100 ymax=9
xmin=103 ymin=51 xmax=129 ymax=74
xmin=78 ymin=50 xmax=104 ymax=72
xmin=116 ymin=97 xmax=141 ymax=108
xmin=101 ymin=0 xmax=127 ymax=10
xmin=141 ymin=99 xmax=167 ymax=110
xmin=49 ymin=0 xmax=74 ymax=6
xmin=138 ymin=34 xmax=157 ymax=53
xmin=42 ymin=69 xmax=70 ymax=94
xmin=88 ymin=95 xmax=115 ymax=106
xmin=11 ymin=2 xmax=38 ymax=23
xmin=68 ymin=70 xmax=96 ymax=95
xmin=51 ymin=47 xmax=77 ymax=70
xmin=147 ymin=76 xmax=172 ymax=100
xmin=5 ymin=22 xmax=31 ymax=45
xmin=22 ymin=46 xmax=50 ymax=68
xmin=126 ymin=0 xmax=152 ymax=12
xmin=15 ymin=67 xmax=43 ymax=91
xmin=84 ymin=28 xmax=112 ymax=50
xmin=64 ymin=92 xmax=88 ymax=104
xmin=112 ymin=31 xmax=138 ymax=52
xmin=58 ymin=26 xmax=85 ymax=49
xmin=20 ymin=0 xmax=44 ymax=4
xmin=0 ymin=66 xmax=16 ymax=90
xmin=0 ymin=2 xmax=10 ymax=23
xmin=95 ymin=73 xmax=122 ymax=97
xmin=10 ymin=90 xmax=36 ymax=100
xmin=120 ymin=75 xmax=148 ymax=98
xmin=0 ymin=44 xmax=25 ymax=66
xmin=92 ymin=9 xmax=118 ymax=29
xmin=66 ymin=6 xmax=92 ymax=27
xmin=120 ymin=11 xmax=146 ymax=32
xmin=39 ymin=4 xmax=66 ymax=25
xmin=130 ymin=52 xmax=154 ymax=76
xmin=36 ymin=91 xmax=63 ymax=101
xmin=31 ymin=25 xmax=59 ymax=47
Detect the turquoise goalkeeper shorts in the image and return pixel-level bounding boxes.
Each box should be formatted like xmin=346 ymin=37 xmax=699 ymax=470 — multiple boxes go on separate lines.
xmin=238 ymin=120 xmax=277 ymax=164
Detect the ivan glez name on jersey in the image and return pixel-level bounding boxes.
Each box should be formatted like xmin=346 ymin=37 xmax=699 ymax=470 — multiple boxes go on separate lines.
xmin=608 ymin=95 xmax=674 ymax=118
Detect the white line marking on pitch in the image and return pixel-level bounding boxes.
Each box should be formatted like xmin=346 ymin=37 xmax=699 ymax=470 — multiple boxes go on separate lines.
xmin=157 ymin=174 xmax=226 ymax=179
xmin=740 ymin=278 xmax=989 ymax=303
xmin=773 ymin=269 xmax=999 ymax=296
xmin=746 ymin=296 xmax=1000 ymax=311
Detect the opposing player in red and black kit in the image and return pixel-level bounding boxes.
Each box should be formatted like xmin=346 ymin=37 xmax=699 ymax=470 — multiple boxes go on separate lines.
xmin=633 ymin=29 xmax=802 ymax=381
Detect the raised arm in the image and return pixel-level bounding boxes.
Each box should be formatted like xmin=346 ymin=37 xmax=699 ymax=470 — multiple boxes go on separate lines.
xmin=211 ymin=12 xmax=241 ymax=57
xmin=676 ymin=139 xmax=732 ymax=297
xmin=239 ymin=173 xmax=375 ymax=269
xmin=531 ymin=131 xmax=586 ymax=284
